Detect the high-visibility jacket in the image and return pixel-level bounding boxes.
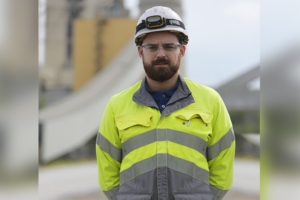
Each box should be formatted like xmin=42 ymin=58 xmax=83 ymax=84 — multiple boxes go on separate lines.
xmin=96 ymin=75 xmax=235 ymax=200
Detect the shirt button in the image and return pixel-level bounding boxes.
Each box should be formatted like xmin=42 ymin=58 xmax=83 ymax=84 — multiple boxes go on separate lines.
xmin=162 ymin=95 xmax=166 ymax=97
xmin=162 ymin=105 xmax=165 ymax=108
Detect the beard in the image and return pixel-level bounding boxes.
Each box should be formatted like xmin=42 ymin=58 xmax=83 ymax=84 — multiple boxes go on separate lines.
xmin=143 ymin=56 xmax=181 ymax=82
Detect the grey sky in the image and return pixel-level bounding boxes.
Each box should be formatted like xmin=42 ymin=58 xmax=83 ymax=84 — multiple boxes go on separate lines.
xmin=124 ymin=0 xmax=260 ymax=88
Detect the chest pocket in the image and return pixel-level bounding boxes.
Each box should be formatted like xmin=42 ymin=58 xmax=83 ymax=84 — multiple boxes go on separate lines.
xmin=175 ymin=111 xmax=212 ymax=124
xmin=116 ymin=112 xmax=153 ymax=142
xmin=174 ymin=111 xmax=213 ymax=141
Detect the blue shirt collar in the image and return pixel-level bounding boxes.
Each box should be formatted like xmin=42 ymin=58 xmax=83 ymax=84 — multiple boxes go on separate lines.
xmin=145 ymin=78 xmax=180 ymax=100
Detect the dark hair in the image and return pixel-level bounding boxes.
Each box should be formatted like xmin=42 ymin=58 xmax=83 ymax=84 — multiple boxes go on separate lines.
xmin=174 ymin=32 xmax=188 ymax=45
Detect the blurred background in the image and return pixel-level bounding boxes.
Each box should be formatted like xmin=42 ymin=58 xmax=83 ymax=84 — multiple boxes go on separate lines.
xmin=0 ymin=0 xmax=38 ymax=199
xmin=38 ymin=0 xmax=259 ymax=199
xmin=1 ymin=0 xmax=299 ymax=199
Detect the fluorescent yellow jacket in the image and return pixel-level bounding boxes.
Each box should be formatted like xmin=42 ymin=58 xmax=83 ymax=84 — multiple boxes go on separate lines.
xmin=96 ymin=75 xmax=235 ymax=200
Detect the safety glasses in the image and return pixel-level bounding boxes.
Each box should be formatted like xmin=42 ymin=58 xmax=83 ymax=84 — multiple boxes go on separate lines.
xmin=141 ymin=42 xmax=181 ymax=55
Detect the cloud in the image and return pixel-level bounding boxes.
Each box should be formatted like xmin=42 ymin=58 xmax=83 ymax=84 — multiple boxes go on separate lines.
xmin=224 ymin=1 xmax=260 ymax=21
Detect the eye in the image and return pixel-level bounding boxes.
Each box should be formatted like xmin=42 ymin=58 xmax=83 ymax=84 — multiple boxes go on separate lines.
xmin=163 ymin=44 xmax=176 ymax=51
xmin=148 ymin=45 xmax=157 ymax=49
xmin=145 ymin=44 xmax=158 ymax=51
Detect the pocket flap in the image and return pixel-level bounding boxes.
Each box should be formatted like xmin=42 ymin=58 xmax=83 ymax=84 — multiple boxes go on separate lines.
xmin=116 ymin=112 xmax=153 ymax=130
xmin=175 ymin=111 xmax=212 ymax=124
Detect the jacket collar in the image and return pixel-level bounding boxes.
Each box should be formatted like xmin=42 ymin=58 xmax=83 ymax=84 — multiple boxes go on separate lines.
xmin=132 ymin=74 xmax=195 ymax=117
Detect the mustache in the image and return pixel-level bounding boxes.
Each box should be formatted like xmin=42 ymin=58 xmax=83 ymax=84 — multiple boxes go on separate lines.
xmin=152 ymin=58 xmax=170 ymax=65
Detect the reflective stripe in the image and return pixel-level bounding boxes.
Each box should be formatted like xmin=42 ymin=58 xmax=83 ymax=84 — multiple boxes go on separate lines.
xmin=122 ymin=130 xmax=156 ymax=158
xmin=167 ymin=129 xmax=206 ymax=156
xmin=122 ymin=129 xmax=207 ymax=159
xmin=210 ymin=185 xmax=228 ymax=200
xmin=157 ymin=152 xmax=167 ymax=166
xmin=103 ymin=186 xmax=120 ymax=200
xmin=120 ymin=155 xmax=157 ymax=185
xmin=167 ymin=154 xmax=209 ymax=184
xmin=157 ymin=129 xmax=167 ymax=141
xmin=207 ymin=128 xmax=235 ymax=161
xmin=96 ymin=133 xmax=122 ymax=162
xmin=120 ymin=154 xmax=209 ymax=185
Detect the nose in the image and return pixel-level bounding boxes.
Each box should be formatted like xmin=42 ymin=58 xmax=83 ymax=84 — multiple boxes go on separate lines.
xmin=156 ymin=47 xmax=166 ymax=57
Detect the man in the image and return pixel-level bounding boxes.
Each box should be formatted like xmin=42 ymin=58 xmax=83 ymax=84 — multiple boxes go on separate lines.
xmin=96 ymin=6 xmax=235 ymax=200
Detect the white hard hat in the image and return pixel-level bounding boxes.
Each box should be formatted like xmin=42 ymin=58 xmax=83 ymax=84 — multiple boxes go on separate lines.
xmin=135 ymin=6 xmax=189 ymax=46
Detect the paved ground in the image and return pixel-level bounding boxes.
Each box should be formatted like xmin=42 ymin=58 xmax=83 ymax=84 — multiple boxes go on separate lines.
xmin=39 ymin=158 xmax=259 ymax=200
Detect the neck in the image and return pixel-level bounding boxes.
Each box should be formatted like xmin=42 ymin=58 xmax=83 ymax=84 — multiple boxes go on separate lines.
xmin=146 ymin=73 xmax=179 ymax=92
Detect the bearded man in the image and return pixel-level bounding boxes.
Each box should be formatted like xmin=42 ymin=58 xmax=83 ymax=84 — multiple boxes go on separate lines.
xmin=96 ymin=6 xmax=235 ymax=200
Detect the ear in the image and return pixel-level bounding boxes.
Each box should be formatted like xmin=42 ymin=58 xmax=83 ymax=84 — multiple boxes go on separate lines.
xmin=179 ymin=45 xmax=186 ymax=57
xmin=137 ymin=46 xmax=143 ymax=58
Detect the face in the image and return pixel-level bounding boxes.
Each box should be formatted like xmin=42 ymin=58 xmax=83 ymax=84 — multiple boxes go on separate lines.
xmin=138 ymin=31 xmax=186 ymax=82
